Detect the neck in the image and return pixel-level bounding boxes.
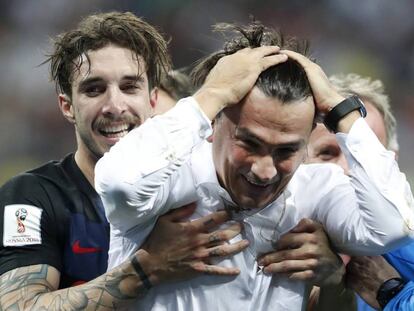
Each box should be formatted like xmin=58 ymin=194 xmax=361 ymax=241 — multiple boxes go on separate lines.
xmin=74 ymin=149 xmax=97 ymax=187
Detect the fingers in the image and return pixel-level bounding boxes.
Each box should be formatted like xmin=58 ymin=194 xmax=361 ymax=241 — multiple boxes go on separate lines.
xmin=190 ymin=262 xmax=240 ymax=276
xmin=190 ymin=222 xmax=243 ymax=248
xmin=285 ymin=270 xmax=316 ymax=281
xmin=165 ymin=203 xmax=197 ymax=222
xmin=263 ymin=258 xmax=318 ymax=276
xmin=246 ymin=46 xmax=288 ymax=72
xmin=241 ymin=45 xmax=280 ymax=56
xmin=260 ymin=53 xmax=288 ymax=71
xmin=289 ymin=218 xmax=322 ymax=234
xmin=208 ymin=223 xmax=243 ymax=244
xmin=193 ymin=239 xmax=249 ymax=259
xmin=231 ymin=45 xmax=288 ymax=73
xmin=279 ymin=49 xmax=313 ymax=69
xmin=258 ymin=246 xmax=315 ymax=266
xmin=190 ymin=210 xmax=230 ymax=231
xmin=274 ymin=231 xmax=317 ymax=251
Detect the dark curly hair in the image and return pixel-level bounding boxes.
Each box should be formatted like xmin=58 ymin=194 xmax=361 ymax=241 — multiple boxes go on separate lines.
xmin=46 ymin=12 xmax=171 ymax=97
xmin=192 ymin=20 xmax=312 ymax=103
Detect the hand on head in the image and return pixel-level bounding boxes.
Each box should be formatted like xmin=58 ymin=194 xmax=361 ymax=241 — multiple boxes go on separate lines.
xmin=194 ymin=46 xmax=288 ymax=120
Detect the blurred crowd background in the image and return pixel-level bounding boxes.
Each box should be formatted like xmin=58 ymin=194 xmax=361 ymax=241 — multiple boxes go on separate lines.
xmin=1 ymin=0 xmax=414 ymax=186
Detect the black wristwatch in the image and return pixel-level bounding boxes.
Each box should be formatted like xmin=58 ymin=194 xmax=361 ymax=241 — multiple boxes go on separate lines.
xmin=376 ymin=277 xmax=406 ymax=309
xmin=323 ymin=95 xmax=367 ymax=133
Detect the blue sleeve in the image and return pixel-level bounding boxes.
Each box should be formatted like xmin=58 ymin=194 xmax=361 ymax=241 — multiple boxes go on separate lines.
xmin=383 ymin=242 xmax=414 ymax=280
xmin=384 ymin=281 xmax=414 ymax=311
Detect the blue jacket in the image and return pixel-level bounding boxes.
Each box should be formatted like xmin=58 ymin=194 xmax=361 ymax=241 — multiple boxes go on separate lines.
xmin=357 ymin=242 xmax=414 ymax=310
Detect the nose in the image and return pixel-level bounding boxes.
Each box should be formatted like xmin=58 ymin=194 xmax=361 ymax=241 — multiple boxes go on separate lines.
xmin=250 ymin=155 xmax=278 ymax=182
xmin=102 ymin=87 xmax=127 ymax=116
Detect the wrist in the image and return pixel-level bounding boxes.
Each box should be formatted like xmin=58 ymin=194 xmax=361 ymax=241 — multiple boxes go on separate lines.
xmin=193 ymin=87 xmax=228 ymax=120
xmin=323 ymin=96 xmax=367 ymax=133
xmin=376 ymin=277 xmax=406 ymax=309
xmin=133 ymin=249 xmax=160 ymax=287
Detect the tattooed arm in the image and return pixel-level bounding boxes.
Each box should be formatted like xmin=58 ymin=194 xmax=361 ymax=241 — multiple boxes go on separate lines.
xmin=0 ymin=204 xmax=247 ymax=310
xmin=0 ymin=255 xmax=150 ymax=310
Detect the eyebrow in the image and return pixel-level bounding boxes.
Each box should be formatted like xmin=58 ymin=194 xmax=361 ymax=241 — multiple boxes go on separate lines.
xmin=235 ymin=127 xmax=305 ymax=148
xmin=77 ymin=74 xmax=146 ymax=91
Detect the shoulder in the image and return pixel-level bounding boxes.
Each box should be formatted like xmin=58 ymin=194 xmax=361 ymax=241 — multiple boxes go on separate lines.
xmin=288 ymin=163 xmax=351 ymax=210
xmin=292 ymin=163 xmax=348 ymax=187
xmin=0 ymin=156 xmax=77 ymax=217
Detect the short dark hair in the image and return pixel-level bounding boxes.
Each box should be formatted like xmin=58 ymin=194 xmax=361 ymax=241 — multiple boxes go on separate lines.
xmin=159 ymin=69 xmax=194 ymax=101
xmin=46 ymin=11 xmax=171 ymax=97
xmin=192 ymin=21 xmax=312 ymax=103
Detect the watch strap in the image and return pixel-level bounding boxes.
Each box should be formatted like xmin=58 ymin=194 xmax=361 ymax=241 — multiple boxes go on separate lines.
xmin=376 ymin=277 xmax=406 ymax=309
xmin=324 ymin=96 xmax=367 ymax=133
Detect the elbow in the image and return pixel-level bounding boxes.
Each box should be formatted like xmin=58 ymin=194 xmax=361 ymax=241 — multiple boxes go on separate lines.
xmin=360 ymin=226 xmax=413 ymax=256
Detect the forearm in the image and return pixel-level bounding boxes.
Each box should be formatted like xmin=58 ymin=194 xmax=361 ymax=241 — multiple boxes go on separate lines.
xmin=337 ymin=119 xmax=414 ymax=252
xmin=95 ymin=98 xmax=209 ymax=234
xmin=0 ymin=251 xmax=154 ymax=311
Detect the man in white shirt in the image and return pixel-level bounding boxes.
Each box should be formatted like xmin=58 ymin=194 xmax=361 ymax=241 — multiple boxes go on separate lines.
xmin=96 ymin=22 xmax=414 ymax=310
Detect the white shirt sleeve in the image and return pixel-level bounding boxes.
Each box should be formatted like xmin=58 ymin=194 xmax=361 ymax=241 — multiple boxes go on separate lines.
xmin=95 ymin=97 xmax=212 ymax=235
xmin=313 ymin=118 xmax=414 ymax=255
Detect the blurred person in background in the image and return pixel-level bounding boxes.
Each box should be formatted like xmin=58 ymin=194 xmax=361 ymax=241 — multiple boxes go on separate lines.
xmin=95 ymin=20 xmax=414 ymax=310
xmin=300 ymin=73 xmax=414 ymax=310
xmin=154 ymin=69 xmax=194 ymax=114
xmin=0 ymin=11 xmax=249 ymax=310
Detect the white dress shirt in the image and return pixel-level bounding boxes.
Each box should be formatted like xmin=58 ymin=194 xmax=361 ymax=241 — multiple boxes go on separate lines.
xmin=95 ymin=97 xmax=414 ymax=311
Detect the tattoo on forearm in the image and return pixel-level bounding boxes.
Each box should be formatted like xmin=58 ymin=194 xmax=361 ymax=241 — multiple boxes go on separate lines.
xmin=0 ymin=260 xmax=151 ymax=311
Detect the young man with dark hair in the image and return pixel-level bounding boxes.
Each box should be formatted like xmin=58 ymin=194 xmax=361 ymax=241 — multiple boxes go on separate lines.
xmin=0 ymin=12 xmax=249 ymax=310
xmin=96 ymin=21 xmax=414 ymax=310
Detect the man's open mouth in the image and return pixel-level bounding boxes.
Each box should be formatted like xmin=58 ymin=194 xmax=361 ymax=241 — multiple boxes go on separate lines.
xmin=98 ymin=123 xmax=134 ymax=138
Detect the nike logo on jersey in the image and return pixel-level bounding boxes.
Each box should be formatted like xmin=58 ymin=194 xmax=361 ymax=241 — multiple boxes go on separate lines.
xmin=72 ymin=240 xmax=101 ymax=254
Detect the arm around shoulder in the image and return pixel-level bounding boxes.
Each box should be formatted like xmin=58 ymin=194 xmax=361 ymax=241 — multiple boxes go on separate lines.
xmin=95 ymin=98 xmax=211 ymax=234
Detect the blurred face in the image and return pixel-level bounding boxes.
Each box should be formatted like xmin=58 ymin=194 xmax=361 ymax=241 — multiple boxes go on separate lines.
xmin=153 ymin=88 xmax=176 ymax=115
xmin=307 ymin=101 xmax=387 ymax=174
xmin=212 ymin=87 xmax=315 ymax=210
xmin=59 ymin=44 xmax=156 ymax=163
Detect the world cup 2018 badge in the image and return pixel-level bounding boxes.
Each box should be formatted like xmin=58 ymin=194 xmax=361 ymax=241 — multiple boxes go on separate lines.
xmin=15 ymin=208 xmax=28 ymax=233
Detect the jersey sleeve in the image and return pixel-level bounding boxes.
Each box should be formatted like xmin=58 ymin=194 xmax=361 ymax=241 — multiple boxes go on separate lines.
xmin=0 ymin=173 xmax=64 ymax=275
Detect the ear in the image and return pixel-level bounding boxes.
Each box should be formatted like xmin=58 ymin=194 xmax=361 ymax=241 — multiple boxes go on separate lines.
xmin=207 ymin=119 xmax=215 ymax=143
xmin=58 ymin=94 xmax=75 ymax=124
xmin=149 ymin=87 xmax=159 ymax=115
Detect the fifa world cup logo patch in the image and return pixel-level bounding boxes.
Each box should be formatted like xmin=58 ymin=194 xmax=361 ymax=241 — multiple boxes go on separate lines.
xmin=15 ymin=208 xmax=28 ymax=233
xmin=3 ymin=204 xmax=42 ymax=246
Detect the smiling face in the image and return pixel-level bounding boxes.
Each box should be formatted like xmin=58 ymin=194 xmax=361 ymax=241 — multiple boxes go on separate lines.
xmin=59 ymin=44 xmax=156 ymax=165
xmin=307 ymin=101 xmax=387 ymax=174
xmin=212 ymin=87 xmax=315 ymax=210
